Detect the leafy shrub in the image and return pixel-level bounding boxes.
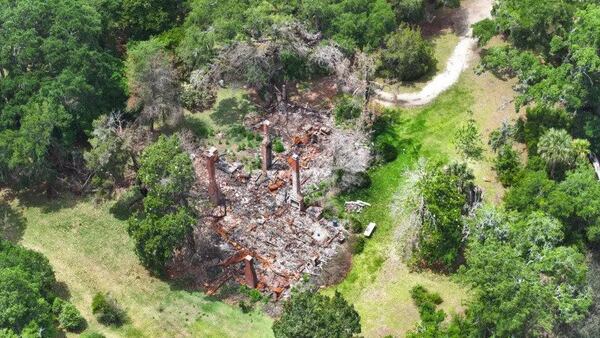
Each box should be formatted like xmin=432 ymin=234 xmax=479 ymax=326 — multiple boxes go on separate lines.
xmin=128 ymin=208 xmax=196 ymax=274
xmin=389 ymin=0 xmax=425 ymax=23
xmin=454 ymin=118 xmax=484 ymax=160
xmin=413 ymin=165 xmax=469 ymax=271
xmin=0 ymin=329 xmax=18 ymax=338
xmin=91 ymin=293 xmax=125 ymax=327
xmin=587 ymin=225 xmax=600 ymax=245
xmin=494 ymin=145 xmax=521 ymax=187
xmin=472 ymin=18 xmax=497 ymax=46
xmin=273 ymin=138 xmax=285 ymax=153
xmin=52 ymin=298 xmax=65 ymax=316
xmin=410 ymin=285 xmax=443 ymax=307
xmin=523 ymin=105 xmax=572 ymax=154
xmin=58 ymin=302 xmax=86 ymax=332
xmin=227 ymin=124 xmax=261 ymax=143
xmin=181 ymin=83 xmax=216 ymax=112
xmin=407 ymin=285 xmax=446 ymax=336
xmin=379 ymin=24 xmax=436 ymax=81
xmin=239 ymin=285 xmax=265 ymax=303
xmin=239 ymin=301 xmax=252 ymax=314
xmin=353 ymin=236 xmax=366 ymax=254
xmin=0 ymin=240 xmax=57 ymax=336
xmin=334 ymin=95 xmax=362 ymax=124
xmin=272 ymin=291 xmax=361 ymax=338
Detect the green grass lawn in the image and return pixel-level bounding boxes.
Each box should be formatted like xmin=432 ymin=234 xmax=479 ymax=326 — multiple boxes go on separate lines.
xmin=184 ymin=87 xmax=265 ymax=168
xmin=327 ymin=74 xmax=506 ymax=337
xmin=8 ymin=194 xmax=273 ymax=338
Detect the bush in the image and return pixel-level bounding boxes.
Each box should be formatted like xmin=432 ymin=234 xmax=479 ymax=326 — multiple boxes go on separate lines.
xmin=273 ymin=138 xmax=285 ymax=153
xmin=389 ymin=0 xmax=425 ymax=23
xmin=472 ymin=19 xmax=497 ymax=46
xmin=494 ymin=145 xmax=521 ymax=187
xmin=58 ymin=302 xmax=86 ymax=332
xmin=523 ymin=105 xmax=572 ymax=154
xmin=410 ymin=285 xmax=443 ymax=307
xmin=181 ymin=83 xmax=216 ymax=112
xmin=334 ymin=95 xmax=362 ymax=124
xmin=379 ymin=24 xmax=436 ymax=81
xmin=349 ymin=217 xmax=364 ymax=233
xmin=91 ymin=293 xmax=125 ymax=327
xmin=0 ymin=329 xmax=18 ymax=338
xmin=272 ymin=291 xmax=361 ymax=338
xmin=454 ymin=117 xmax=484 ymax=160
xmin=239 ymin=301 xmax=252 ymax=314
xmin=353 ymin=236 xmax=366 ymax=254
xmin=52 ymin=298 xmax=65 ymax=316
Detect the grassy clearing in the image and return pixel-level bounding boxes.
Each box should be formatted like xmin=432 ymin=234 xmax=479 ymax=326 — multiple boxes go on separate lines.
xmin=184 ymin=88 xmax=265 ymax=169
xmin=328 ymin=80 xmax=472 ymax=337
xmin=328 ymin=61 xmax=516 ymax=337
xmin=8 ymin=193 xmax=272 ymax=338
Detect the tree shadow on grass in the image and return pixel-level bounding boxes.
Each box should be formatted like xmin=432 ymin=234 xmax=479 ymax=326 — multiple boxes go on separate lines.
xmin=53 ymin=280 xmax=72 ymax=300
xmin=210 ymin=96 xmax=256 ymax=126
xmin=0 ymin=201 xmax=26 ymax=243
xmin=181 ymin=116 xmax=212 ymax=139
xmin=16 ymin=190 xmax=78 ymax=214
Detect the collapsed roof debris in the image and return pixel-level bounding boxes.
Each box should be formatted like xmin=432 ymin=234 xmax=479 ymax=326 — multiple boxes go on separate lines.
xmin=172 ymin=90 xmax=373 ymax=300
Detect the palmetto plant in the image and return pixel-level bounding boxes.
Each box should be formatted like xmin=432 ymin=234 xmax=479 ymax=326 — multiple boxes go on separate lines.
xmin=538 ymin=128 xmax=574 ymax=178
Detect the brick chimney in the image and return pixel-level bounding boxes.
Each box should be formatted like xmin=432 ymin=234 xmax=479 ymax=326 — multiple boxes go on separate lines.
xmin=261 ymin=120 xmax=272 ymax=172
xmin=243 ymin=255 xmax=258 ymax=288
xmin=206 ymin=147 xmax=223 ymax=205
xmin=288 ymin=153 xmax=304 ymax=211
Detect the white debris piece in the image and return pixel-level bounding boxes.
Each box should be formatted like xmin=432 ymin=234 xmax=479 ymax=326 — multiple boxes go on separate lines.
xmin=591 ymin=153 xmax=600 ymax=180
xmin=363 ymin=222 xmax=376 ymax=237
xmin=345 ymin=200 xmax=371 ymax=213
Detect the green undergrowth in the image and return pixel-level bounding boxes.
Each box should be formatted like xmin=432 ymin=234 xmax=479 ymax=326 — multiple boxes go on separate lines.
xmin=8 ymin=193 xmax=273 ymax=338
xmin=327 ymin=79 xmax=474 ymax=336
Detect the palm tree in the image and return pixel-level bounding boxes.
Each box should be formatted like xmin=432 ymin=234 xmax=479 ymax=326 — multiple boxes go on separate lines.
xmin=572 ymin=138 xmax=591 ymax=163
xmin=537 ymin=128 xmax=574 ymax=178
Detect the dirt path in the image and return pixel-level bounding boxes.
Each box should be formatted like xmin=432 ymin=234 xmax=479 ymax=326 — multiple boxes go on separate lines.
xmin=374 ymin=0 xmax=493 ymax=107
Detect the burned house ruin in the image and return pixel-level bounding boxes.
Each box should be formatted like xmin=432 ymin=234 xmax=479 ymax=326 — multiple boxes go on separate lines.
xmin=173 ymin=76 xmax=372 ymax=301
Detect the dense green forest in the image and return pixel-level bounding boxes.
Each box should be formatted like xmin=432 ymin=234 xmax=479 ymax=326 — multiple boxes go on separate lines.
xmin=2 ymin=0 xmax=600 ymax=337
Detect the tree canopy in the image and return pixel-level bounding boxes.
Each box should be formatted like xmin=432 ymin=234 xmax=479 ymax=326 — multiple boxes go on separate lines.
xmin=0 ymin=0 xmax=125 ymax=185
xmin=272 ymin=290 xmax=361 ymax=338
xmin=460 ymin=209 xmax=591 ymax=336
xmin=128 ymin=135 xmax=196 ymax=274
xmin=0 ymin=240 xmax=62 ymax=336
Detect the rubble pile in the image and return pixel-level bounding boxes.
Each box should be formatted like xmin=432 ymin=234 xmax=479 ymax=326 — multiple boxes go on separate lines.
xmin=182 ymin=102 xmax=371 ymax=300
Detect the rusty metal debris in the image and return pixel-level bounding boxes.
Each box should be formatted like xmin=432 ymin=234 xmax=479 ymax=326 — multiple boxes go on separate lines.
xmin=178 ymin=92 xmax=372 ymax=300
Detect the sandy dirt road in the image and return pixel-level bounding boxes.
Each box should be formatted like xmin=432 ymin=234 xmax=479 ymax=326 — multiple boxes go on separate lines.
xmin=374 ymin=0 xmax=494 ymax=107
